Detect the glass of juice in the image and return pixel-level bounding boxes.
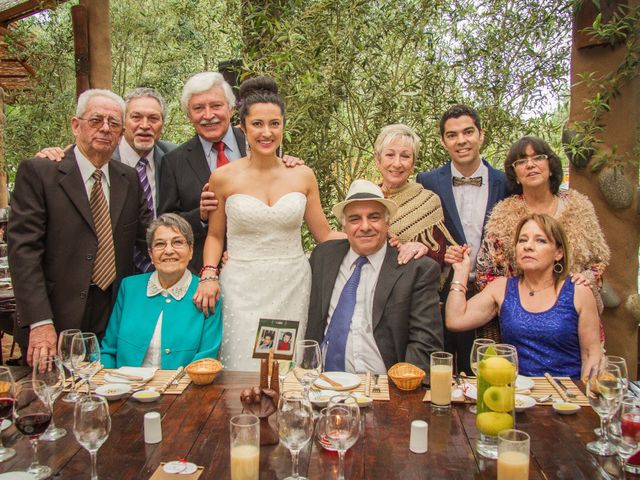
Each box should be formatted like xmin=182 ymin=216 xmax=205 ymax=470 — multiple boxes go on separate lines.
xmin=430 ymin=352 xmax=453 ymax=412
xmin=498 ymin=429 xmax=530 ymax=480
xmin=230 ymin=414 xmax=260 ymax=480
xmin=476 ymin=343 xmax=518 ymax=459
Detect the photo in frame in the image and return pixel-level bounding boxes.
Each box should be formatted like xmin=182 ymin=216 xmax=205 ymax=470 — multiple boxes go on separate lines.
xmin=252 ymin=319 xmax=300 ymax=360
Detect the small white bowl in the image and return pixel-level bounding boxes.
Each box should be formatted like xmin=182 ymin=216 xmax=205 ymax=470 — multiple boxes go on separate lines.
xmin=515 ymin=394 xmax=536 ymax=412
xmin=352 ymin=393 xmax=373 ymax=408
xmin=95 ymin=383 xmax=131 ymax=401
xmin=553 ymin=401 xmax=580 ymax=415
xmin=132 ymin=389 xmax=160 ymax=403
xmin=309 ymin=390 xmax=333 ymax=408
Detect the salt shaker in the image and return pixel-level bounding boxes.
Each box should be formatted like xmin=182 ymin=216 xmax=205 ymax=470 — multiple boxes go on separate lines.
xmin=144 ymin=411 xmax=162 ymax=444
xmin=409 ymin=420 xmax=428 ymax=453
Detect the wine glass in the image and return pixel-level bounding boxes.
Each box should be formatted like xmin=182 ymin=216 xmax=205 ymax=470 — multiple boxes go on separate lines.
xmin=71 ymin=332 xmax=101 ymax=394
xmin=58 ymin=328 xmax=82 ymax=402
xmin=615 ymin=395 xmax=640 ymax=475
xmin=73 ymin=394 xmax=111 ymax=480
xmin=277 ymin=391 xmax=314 ymax=480
xmin=278 ymin=360 xmax=294 ymax=393
xmin=326 ymin=394 xmax=360 ymax=480
xmin=14 ymin=379 xmax=53 ymax=479
xmin=469 ymin=338 xmax=495 ymax=414
xmin=604 ymin=355 xmax=629 ymax=438
xmin=293 ymin=340 xmax=321 ymax=399
xmin=586 ymin=361 xmax=624 ymax=456
xmin=32 ymin=355 xmax=66 ymax=441
xmin=0 ymin=367 xmax=16 ymax=461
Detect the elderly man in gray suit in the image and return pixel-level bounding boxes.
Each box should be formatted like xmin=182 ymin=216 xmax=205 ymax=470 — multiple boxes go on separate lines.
xmin=305 ymin=180 xmax=444 ymax=374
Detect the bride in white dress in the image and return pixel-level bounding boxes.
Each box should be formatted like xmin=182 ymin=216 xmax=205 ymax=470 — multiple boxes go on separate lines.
xmin=193 ymin=77 xmax=343 ymax=371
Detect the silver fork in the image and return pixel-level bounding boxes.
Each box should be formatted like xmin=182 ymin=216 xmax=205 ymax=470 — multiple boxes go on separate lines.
xmin=372 ymin=374 xmax=381 ymax=393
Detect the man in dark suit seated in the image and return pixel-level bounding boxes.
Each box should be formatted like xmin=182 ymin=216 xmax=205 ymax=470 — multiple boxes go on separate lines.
xmin=9 ymin=89 xmax=152 ymax=367
xmin=416 ymin=104 xmax=508 ymax=374
xmin=305 ymin=180 xmax=444 ymax=374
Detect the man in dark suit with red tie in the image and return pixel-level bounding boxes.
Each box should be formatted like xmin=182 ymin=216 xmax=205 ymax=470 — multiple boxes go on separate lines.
xmin=416 ymin=105 xmax=508 ymax=373
xmin=8 ymin=89 xmax=152 ymax=366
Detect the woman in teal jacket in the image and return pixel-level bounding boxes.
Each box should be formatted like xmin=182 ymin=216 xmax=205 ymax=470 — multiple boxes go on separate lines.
xmin=101 ymin=214 xmax=222 ymax=369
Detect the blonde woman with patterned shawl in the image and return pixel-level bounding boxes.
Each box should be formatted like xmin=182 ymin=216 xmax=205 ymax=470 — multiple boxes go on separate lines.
xmin=374 ymin=124 xmax=456 ymax=267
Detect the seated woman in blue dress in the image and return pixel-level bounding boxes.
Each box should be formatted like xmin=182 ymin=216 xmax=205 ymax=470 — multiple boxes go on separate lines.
xmin=445 ymin=213 xmax=601 ymax=380
xmin=101 ymin=214 xmax=222 ymax=369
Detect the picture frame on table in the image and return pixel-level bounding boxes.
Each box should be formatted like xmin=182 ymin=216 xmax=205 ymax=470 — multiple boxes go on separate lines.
xmin=252 ymin=319 xmax=299 ymax=360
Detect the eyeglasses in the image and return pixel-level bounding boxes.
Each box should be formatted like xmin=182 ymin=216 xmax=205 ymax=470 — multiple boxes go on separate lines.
xmin=150 ymin=238 xmax=189 ymax=251
xmin=512 ymin=154 xmax=548 ymax=168
xmin=78 ymin=115 xmax=123 ymax=130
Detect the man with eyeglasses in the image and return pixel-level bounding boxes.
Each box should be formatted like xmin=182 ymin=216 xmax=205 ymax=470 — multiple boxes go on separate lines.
xmin=416 ymin=104 xmax=508 ymax=374
xmin=9 ymin=89 xmax=152 ymax=367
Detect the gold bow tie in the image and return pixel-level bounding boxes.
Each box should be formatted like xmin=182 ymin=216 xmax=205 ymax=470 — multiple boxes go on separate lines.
xmin=452 ymin=176 xmax=483 ymax=187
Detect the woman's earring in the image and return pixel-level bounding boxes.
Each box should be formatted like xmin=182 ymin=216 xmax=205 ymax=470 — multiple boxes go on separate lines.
xmin=553 ymin=262 xmax=564 ymax=274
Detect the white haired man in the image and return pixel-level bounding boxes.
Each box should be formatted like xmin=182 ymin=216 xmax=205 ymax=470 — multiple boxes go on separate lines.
xmin=9 ymin=89 xmax=152 ymax=367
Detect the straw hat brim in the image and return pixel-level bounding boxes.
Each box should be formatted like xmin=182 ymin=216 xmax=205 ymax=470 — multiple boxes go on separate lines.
xmin=332 ymin=194 xmax=398 ymax=224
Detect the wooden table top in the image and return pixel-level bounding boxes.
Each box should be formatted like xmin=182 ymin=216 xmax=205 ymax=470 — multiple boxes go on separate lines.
xmin=0 ymin=368 xmax=623 ymax=479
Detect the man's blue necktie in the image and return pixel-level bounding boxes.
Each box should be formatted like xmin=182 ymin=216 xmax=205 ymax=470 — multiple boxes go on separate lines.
xmin=323 ymin=255 xmax=368 ymax=371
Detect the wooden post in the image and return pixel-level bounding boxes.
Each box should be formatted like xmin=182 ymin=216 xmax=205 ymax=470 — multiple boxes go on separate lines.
xmin=83 ymin=0 xmax=112 ymax=89
xmin=0 ymin=88 xmax=7 ymax=208
xmin=71 ymin=5 xmax=90 ymax=99
xmin=568 ymin=1 xmax=640 ymax=377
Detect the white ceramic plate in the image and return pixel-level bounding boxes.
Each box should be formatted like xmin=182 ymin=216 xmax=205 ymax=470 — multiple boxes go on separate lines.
xmin=516 ymin=375 xmax=535 ymax=390
xmin=95 ymin=383 xmax=131 ymax=400
xmin=309 ymin=389 xmax=334 ymax=408
xmin=515 ymin=394 xmax=536 ymax=412
xmin=104 ymin=367 xmax=157 ymax=384
xmin=1 ymin=419 xmax=10 ymax=431
xmin=0 ymin=473 xmax=36 ymax=479
xmin=314 ymin=372 xmax=361 ymax=391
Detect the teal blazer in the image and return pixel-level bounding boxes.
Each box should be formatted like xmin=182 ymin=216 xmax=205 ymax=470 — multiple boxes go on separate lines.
xmin=100 ymin=273 xmax=222 ymax=369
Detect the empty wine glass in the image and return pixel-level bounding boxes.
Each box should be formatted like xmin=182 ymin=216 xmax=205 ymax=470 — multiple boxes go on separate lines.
xmin=73 ymin=394 xmax=111 ymax=480
xmin=33 ymin=355 xmax=66 ymax=441
xmin=293 ymin=340 xmax=321 ymax=399
xmin=0 ymin=367 xmax=16 ymax=461
xmin=278 ymin=360 xmax=294 ymax=393
xmin=586 ymin=361 xmax=624 ymax=456
xmin=14 ymin=379 xmax=53 ymax=479
xmin=326 ymin=394 xmax=361 ymax=480
xmin=58 ymin=328 xmax=82 ymax=403
xmin=277 ymin=391 xmax=314 ymax=480
xmin=604 ymin=355 xmax=629 ymax=438
xmin=469 ymin=338 xmax=495 ymax=414
xmin=71 ymin=332 xmax=101 ymax=394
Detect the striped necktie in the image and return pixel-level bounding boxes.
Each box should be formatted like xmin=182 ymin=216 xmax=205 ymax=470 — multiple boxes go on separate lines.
xmin=322 ymin=255 xmax=369 ymax=371
xmin=89 ymin=169 xmax=116 ymax=290
xmin=133 ymin=157 xmax=155 ymax=273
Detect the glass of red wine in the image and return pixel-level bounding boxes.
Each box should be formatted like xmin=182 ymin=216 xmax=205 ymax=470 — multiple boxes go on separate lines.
xmin=14 ymin=379 xmax=53 ymax=479
xmin=0 ymin=366 xmax=16 ymax=462
xmin=617 ymin=395 xmax=640 ymax=475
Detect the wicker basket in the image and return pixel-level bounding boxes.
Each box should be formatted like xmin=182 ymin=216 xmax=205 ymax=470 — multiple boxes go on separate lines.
xmin=387 ymin=362 xmax=425 ymax=391
xmin=186 ymin=358 xmax=223 ymax=385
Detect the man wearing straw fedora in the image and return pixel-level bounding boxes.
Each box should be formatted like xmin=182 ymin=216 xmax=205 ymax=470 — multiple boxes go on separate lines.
xmin=305 ymin=179 xmax=443 ymax=374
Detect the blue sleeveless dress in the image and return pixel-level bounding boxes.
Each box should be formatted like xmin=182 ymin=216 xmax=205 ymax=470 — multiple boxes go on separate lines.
xmin=500 ymin=277 xmax=581 ymax=379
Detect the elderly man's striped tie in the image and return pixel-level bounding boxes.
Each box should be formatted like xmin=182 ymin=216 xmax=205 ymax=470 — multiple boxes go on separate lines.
xmin=90 ymin=169 xmax=116 ymax=290
xmin=134 ymin=157 xmax=154 ymax=273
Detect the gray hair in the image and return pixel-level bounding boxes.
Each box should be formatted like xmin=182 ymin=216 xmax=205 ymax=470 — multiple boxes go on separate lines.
xmin=124 ymin=87 xmax=167 ymax=121
xmin=374 ymin=123 xmax=421 ymax=161
xmin=76 ymin=89 xmax=126 ymax=123
xmin=146 ymin=213 xmax=194 ymax=247
xmin=180 ymin=72 xmax=236 ymax=115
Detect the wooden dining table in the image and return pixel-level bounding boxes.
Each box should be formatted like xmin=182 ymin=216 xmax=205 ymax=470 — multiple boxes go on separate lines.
xmin=0 ymin=367 xmax=625 ymax=479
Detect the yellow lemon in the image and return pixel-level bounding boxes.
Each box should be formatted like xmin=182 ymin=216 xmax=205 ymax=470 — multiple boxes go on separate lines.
xmin=478 ymin=356 xmax=516 ymax=385
xmin=476 ymin=411 xmax=514 ymax=436
xmin=483 ymin=386 xmax=515 ymax=413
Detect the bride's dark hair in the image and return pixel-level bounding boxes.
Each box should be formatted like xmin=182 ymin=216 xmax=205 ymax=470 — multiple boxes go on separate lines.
xmin=238 ymin=76 xmax=285 ymax=126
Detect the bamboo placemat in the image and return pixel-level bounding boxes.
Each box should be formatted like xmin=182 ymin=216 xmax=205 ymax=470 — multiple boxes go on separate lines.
xmin=423 ymin=377 xmax=589 ymax=406
xmin=282 ymin=372 xmax=390 ymax=401
xmin=63 ymin=368 xmax=192 ymax=395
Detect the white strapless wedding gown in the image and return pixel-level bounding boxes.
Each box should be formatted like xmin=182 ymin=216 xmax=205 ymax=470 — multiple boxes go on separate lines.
xmin=219 ymin=192 xmax=311 ymax=371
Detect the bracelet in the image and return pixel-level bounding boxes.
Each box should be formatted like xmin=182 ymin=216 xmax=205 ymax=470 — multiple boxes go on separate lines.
xmin=450 ymin=280 xmax=467 ymax=292
xmin=449 ymin=287 xmax=466 ymax=293
xmin=199 ymin=276 xmax=219 ymax=283
xmin=199 ymin=265 xmax=219 ymax=277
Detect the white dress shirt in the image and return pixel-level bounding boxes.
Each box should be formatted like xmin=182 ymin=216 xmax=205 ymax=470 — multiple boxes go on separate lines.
xmin=141 ymin=270 xmax=192 ymax=368
xmin=118 ymin=139 xmax=156 ymax=214
xmin=324 ymin=244 xmax=387 ymax=374
xmin=198 ymin=127 xmax=242 ymax=172
xmin=451 ymin=161 xmax=489 ymax=277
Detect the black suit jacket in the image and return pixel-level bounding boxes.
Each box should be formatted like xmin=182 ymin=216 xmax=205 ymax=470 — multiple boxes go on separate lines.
xmin=8 ymin=151 xmax=152 ymax=347
xmin=305 ymin=240 xmax=444 ymax=372
xmin=158 ymin=128 xmax=246 ymax=273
